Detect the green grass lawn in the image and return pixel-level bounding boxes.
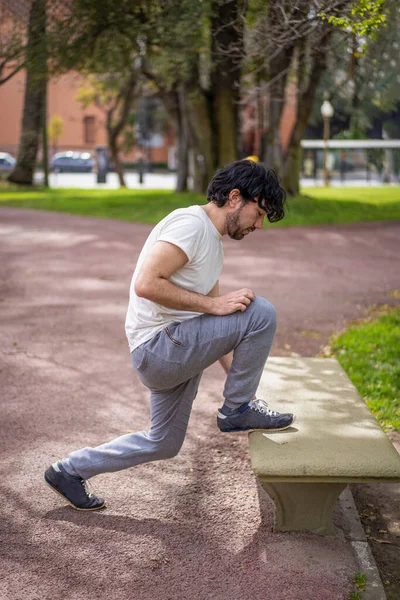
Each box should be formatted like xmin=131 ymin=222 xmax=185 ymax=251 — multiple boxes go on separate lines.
xmin=332 ymin=309 xmax=400 ymax=431
xmin=0 ymin=184 xmax=399 ymax=226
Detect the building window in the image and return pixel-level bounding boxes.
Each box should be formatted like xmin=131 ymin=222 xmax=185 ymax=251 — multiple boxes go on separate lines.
xmin=83 ymin=116 xmax=96 ymax=144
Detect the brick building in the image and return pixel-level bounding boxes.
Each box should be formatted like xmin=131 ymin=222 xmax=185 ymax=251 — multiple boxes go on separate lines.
xmin=0 ymin=68 xmax=173 ymax=165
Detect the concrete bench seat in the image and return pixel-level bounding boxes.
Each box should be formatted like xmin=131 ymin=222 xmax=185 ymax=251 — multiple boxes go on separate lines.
xmin=249 ymin=357 xmax=400 ymax=535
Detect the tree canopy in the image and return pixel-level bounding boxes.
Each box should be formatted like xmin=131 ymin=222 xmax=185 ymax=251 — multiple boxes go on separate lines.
xmin=4 ymin=0 xmax=396 ymax=191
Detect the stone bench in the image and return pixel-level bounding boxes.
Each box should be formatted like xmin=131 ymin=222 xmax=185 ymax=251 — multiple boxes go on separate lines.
xmin=248 ymin=357 xmax=400 ymax=535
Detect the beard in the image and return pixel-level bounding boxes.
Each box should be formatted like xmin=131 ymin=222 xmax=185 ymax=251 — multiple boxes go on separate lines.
xmin=226 ymin=205 xmax=254 ymax=240
xmin=226 ymin=206 xmax=244 ymax=240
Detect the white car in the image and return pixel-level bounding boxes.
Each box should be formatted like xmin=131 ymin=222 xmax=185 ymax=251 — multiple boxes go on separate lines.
xmin=0 ymin=152 xmax=16 ymax=173
xmin=50 ymin=151 xmax=94 ymax=173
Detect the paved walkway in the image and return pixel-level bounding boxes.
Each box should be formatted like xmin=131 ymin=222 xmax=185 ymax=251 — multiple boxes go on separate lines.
xmin=0 ymin=208 xmax=399 ymax=600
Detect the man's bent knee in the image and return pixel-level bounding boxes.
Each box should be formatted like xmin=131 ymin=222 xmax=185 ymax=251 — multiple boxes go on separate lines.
xmin=150 ymin=436 xmax=183 ymax=461
xmin=251 ymin=296 xmax=277 ymax=327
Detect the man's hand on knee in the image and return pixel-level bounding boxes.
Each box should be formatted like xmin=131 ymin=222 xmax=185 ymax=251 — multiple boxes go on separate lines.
xmin=210 ymin=288 xmax=255 ymax=315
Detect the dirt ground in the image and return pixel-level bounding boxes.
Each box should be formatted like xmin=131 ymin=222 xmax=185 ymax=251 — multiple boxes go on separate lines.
xmin=351 ymin=431 xmax=400 ymax=600
xmin=0 ymin=207 xmax=399 ymax=600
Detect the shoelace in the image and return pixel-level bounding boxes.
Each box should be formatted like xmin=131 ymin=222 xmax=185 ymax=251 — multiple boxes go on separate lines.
xmin=80 ymin=478 xmax=94 ymax=499
xmin=249 ymin=398 xmax=278 ymax=417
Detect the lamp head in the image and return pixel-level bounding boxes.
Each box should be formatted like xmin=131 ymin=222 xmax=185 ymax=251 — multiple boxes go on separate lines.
xmin=321 ymin=99 xmax=334 ymax=118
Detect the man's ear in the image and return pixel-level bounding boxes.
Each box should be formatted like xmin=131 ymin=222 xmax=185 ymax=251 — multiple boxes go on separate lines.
xmin=228 ymin=188 xmax=242 ymax=208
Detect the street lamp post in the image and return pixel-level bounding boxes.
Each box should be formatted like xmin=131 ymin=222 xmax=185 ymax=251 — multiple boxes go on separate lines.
xmin=321 ymin=94 xmax=334 ymax=186
xmin=134 ymin=123 xmax=145 ymax=185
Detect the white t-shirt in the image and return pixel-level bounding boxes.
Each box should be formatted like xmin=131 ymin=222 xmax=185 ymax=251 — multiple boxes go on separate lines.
xmin=125 ymin=205 xmax=224 ymax=352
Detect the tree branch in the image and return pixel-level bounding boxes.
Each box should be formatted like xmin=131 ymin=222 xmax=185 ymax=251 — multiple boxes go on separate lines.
xmin=109 ymin=67 xmax=138 ymax=143
xmin=0 ymin=60 xmax=25 ymax=85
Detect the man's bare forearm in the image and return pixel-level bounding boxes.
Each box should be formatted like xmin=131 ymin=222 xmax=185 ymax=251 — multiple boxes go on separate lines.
xmin=136 ymin=276 xmax=216 ymax=314
xmin=136 ymin=271 xmax=255 ymax=316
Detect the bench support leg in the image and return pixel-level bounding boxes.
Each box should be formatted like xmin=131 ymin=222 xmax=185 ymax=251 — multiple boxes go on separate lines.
xmin=257 ymin=479 xmax=348 ymax=535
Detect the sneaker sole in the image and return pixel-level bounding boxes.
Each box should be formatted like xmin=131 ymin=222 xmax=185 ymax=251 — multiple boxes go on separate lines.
xmin=218 ymin=415 xmax=296 ymax=433
xmin=44 ymin=476 xmax=106 ymax=511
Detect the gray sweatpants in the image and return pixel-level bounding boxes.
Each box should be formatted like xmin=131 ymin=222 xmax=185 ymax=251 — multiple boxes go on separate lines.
xmin=62 ymin=297 xmax=276 ymax=480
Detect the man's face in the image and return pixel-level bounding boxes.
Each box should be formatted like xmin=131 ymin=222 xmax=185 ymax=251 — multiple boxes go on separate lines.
xmin=225 ymin=198 xmax=267 ymax=240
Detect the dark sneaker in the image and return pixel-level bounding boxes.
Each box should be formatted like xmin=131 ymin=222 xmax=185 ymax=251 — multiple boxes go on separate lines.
xmin=217 ymin=399 xmax=295 ymax=432
xmin=44 ymin=463 xmax=106 ymax=511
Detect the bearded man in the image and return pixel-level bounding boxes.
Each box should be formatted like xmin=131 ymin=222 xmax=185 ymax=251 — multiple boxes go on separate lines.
xmin=45 ymin=159 xmax=295 ymax=511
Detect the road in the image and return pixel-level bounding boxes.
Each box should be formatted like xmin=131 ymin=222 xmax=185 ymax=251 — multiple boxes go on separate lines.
xmin=0 ymin=207 xmax=399 ymax=600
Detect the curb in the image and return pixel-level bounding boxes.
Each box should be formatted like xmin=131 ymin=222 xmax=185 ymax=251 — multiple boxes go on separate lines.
xmin=339 ymin=488 xmax=387 ymax=600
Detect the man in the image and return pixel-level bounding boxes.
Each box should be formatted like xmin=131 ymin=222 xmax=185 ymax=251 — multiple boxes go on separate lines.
xmin=44 ymin=159 xmax=295 ymax=511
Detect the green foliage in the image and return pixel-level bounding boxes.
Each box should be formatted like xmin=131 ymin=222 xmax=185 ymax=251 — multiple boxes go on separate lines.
xmin=1 ymin=186 xmax=400 ymax=228
xmin=319 ymin=0 xmax=386 ymax=38
xmin=332 ymin=309 xmax=400 ymax=431
xmin=3 ymin=0 xmax=400 ymax=193
xmin=50 ymin=0 xmax=211 ymax=92
xmin=0 ymin=188 xmax=201 ymax=224
xmin=74 ymin=74 xmax=137 ymax=155
xmin=273 ymin=186 xmax=400 ymax=227
xmin=47 ymin=0 xmax=151 ymax=75
xmin=144 ymin=0 xmax=211 ymax=91
xmin=48 ymin=115 xmax=64 ymax=145
xmin=354 ymin=572 xmax=367 ymax=591
xmin=310 ymin=0 xmax=400 ymax=140
xmin=75 ymin=75 xmax=133 ymax=113
xmin=347 ymin=592 xmax=361 ymax=600
xmin=75 ymin=86 xmax=97 ymax=109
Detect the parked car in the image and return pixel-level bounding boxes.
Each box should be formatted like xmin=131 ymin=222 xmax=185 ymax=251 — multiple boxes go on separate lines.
xmin=50 ymin=151 xmax=94 ymax=173
xmin=0 ymin=152 xmax=16 ymax=173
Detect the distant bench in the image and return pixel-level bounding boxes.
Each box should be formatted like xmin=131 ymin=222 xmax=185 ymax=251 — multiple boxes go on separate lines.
xmin=248 ymin=358 xmax=400 ymax=535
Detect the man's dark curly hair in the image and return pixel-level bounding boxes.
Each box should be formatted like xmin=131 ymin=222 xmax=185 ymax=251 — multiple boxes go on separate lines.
xmin=206 ymin=159 xmax=286 ymax=223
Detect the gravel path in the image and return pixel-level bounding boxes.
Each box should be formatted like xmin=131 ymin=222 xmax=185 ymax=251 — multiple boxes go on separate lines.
xmin=0 ymin=208 xmax=399 ymax=600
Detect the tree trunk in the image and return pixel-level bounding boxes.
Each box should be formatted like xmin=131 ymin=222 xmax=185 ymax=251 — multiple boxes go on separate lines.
xmin=106 ymin=68 xmax=137 ymax=189
xmin=261 ymin=0 xmax=296 ymax=173
xmin=8 ymin=0 xmax=47 ymax=185
xmin=348 ymin=32 xmax=361 ymax=134
xmin=264 ymin=70 xmax=289 ymax=174
xmin=256 ymin=78 xmax=265 ymax=160
xmin=283 ymin=143 xmax=302 ymax=196
xmin=211 ymin=0 xmax=245 ymax=167
xmin=213 ymin=85 xmax=238 ymax=166
xmin=263 ymin=45 xmax=295 ymax=173
xmin=42 ymin=73 xmax=49 ymax=187
xmin=109 ymin=135 xmax=126 ymax=187
xmin=283 ymin=31 xmax=332 ymax=195
xmin=141 ymin=68 xmax=190 ymax=193
xmin=184 ymin=78 xmax=215 ymax=193
xmin=176 ymin=85 xmax=189 ymax=192
xmin=159 ymin=86 xmax=189 ymax=193
xmin=182 ymin=0 xmax=247 ymax=193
